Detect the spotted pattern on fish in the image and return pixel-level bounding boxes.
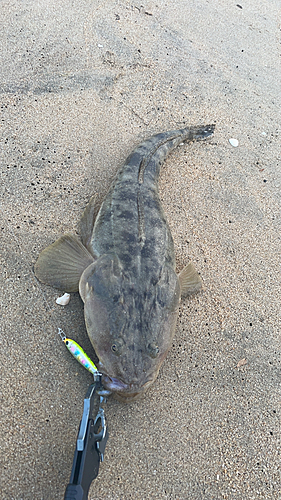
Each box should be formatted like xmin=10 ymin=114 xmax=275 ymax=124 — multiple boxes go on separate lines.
xmin=34 ymin=125 xmax=215 ymax=401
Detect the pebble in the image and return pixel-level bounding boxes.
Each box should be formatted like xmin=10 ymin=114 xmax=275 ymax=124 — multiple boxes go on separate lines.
xmin=56 ymin=293 xmax=70 ymax=306
xmin=229 ymin=138 xmax=239 ymax=147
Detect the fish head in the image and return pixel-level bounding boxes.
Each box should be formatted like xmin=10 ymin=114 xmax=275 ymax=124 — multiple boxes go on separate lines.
xmin=79 ymin=253 xmax=180 ymax=401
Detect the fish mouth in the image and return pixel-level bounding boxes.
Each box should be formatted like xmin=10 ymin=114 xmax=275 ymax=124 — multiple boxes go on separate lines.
xmin=101 ymin=374 xmax=154 ymax=402
xmin=101 ymin=374 xmax=130 ymax=392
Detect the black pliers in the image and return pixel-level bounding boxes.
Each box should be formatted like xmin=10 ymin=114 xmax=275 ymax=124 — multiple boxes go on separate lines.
xmin=64 ymin=376 xmax=110 ymax=500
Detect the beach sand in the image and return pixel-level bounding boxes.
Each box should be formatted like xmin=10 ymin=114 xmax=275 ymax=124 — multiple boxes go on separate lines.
xmin=1 ymin=1 xmax=280 ymax=498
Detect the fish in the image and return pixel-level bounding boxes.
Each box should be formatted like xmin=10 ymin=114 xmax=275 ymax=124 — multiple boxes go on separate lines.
xmin=35 ymin=124 xmax=215 ymax=401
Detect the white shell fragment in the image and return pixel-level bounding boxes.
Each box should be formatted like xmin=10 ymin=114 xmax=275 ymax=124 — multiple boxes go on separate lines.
xmin=237 ymin=358 xmax=247 ymax=368
xmin=56 ymin=293 xmax=70 ymax=306
xmin=229 ymin=138 xmax=239 ymax=147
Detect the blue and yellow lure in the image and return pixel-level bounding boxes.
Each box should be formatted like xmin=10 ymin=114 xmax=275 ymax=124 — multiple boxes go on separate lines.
xmin=58 ymin=328 xmax=99 ymax=376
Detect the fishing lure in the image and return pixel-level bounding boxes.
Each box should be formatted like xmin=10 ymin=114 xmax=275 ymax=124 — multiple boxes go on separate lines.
xmin=58 ymin=328 xmax=99 ymax=377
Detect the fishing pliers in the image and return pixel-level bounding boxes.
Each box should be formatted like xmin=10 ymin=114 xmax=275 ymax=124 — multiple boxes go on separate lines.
xmin=63 ymin=376 xmax=109 ymax=500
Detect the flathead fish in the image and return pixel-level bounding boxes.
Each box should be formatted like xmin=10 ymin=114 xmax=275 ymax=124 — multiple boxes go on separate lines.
xmin=35 ymin=125 xmax=215 ymax=401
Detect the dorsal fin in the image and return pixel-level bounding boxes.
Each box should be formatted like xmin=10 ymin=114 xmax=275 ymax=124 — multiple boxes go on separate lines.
xmin=80 ymin=194 xmax=100 ymax=249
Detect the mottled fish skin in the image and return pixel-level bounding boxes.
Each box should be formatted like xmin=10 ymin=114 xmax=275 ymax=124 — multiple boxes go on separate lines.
xmin=79 ymin=125 xmax=215 ymax=401
xmin=34 ymin=125 xmax=214 ymax=400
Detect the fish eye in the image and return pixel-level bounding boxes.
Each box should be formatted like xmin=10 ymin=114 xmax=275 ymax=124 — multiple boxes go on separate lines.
xmin=147 ymin=343 xmax=159 ymax=358
xmin=111 ymin=338 xmax=124 ymax=356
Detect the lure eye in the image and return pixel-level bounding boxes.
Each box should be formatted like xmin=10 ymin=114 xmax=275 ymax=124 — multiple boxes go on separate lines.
xmin=147 ymin=343 xmax=159 ymax=359
xmin=111 ymin=338 xmax=124 ymax=356
xmin=65 ymin=341 xmax=69 ymax=346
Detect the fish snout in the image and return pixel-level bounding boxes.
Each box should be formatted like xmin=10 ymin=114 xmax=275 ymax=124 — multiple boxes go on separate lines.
xmin=101 ymin=374 xmax=129 ymax=392
xmin=101 ymin=373 xmax=155 ymax=400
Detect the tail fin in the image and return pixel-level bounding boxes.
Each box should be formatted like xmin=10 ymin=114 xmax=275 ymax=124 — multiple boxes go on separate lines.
xmin=131 ymin=124 xmax=215 ymax=185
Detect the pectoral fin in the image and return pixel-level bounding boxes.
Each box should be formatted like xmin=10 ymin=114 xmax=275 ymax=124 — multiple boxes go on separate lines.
xmin=34 ymin=234 xmax=95 ymax=292
xmin=178 ymin=262 xmax=202 ymax=298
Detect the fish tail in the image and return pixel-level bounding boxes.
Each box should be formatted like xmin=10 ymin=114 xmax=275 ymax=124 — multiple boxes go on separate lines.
xmin=182 ymin=124 xmax=215 ymax=142
xmin=125 ymin=125 xmax=215 ymax=186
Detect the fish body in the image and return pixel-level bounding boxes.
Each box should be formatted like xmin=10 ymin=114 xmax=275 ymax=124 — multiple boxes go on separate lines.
xmin=35 ymin=125 xmax=214 ymax=401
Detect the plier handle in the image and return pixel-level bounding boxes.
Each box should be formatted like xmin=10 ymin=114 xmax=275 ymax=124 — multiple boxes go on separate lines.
xmin=64 ymin=379 xmax=109 ymax=500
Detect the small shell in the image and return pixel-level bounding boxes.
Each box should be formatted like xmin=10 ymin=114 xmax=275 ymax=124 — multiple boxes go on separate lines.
xmin=229 ymin=138 xmax=239 ymax=147
xmin=237 ymin=358 xmax=247 ymax=368
xmin=56 ymin=293 xmax=70 ymax=306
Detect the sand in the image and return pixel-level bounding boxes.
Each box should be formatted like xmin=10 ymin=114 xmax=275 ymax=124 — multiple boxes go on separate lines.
xmin=1 ymin=1 xmax=280 ymax=499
